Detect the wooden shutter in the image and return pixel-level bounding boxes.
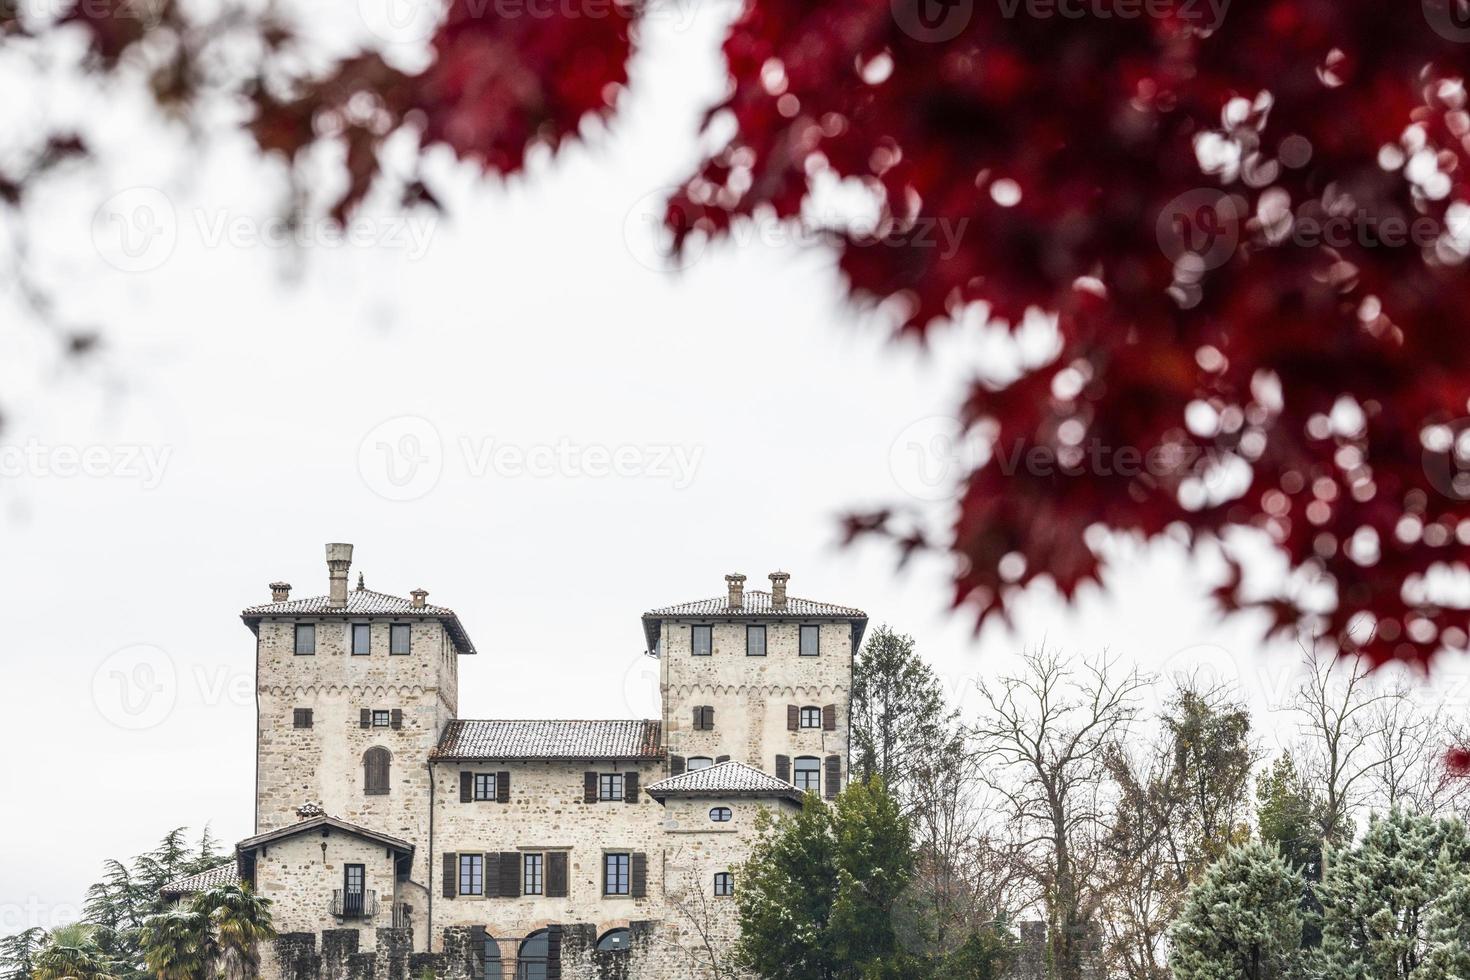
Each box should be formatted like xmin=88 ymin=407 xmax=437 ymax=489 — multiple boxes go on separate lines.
xmin=498 ymin=852 xmax=520 ymax=897
xmin=692 ymin=706 xmax=703 ymax=730
xmin=670 ymin=755 xmax=686 ymax=776
xmin=822 ymin=704 xmax=837 ymax=731
xmin=460 ymin=772 xmax=473 ymax=802
xmin=584 ymin=772 xmax=599 ymax=803
xmin=391 ymin=709 xmax=403 ymax=730
xmin=716 ymin=755 xmax=731 ymax=765
xmin=704 ymin=705 xmax=715 ymax=729
xmin=497 ymin=771 xmax=511 ymax=803
xmin=630 ymin=853 xmax=647 ymax=898
xmin=364 ymin=747 xmax=390 ymax=795
xmin=469 ymin=926 xmax=486 ymax=974
xmin=787 ymin=704 xmax=799 ymax=731
xmin=624 ymin=771 xmax=639 ymax=804
xmin=484 ymin=853 xmax=501 ymax=898
xmin=546 ymin=852 xmax=568 ymax=897
xmin=825 ymin=755 xmax=842 ymax=799
xmin=442 ymin=853 xmax=457 ymax=898
xmin=359 ymin=708 xmax=371 ymax=729
xmin=546 ymin=924 xmax=563 ymax=980
xmin=776 ymin=755 xmax=791 ymax=782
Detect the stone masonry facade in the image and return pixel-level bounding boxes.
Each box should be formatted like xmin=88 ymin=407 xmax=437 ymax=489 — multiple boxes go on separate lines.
xmin=223 ymin=545 xmax=865 ymax=980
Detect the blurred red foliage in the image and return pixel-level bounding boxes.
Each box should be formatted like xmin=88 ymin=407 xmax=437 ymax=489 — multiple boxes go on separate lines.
xmin=9 ymin=0 xmax=1470 ymax=674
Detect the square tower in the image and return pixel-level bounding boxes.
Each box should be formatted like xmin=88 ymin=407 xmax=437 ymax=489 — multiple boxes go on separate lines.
xmin=642 ymin=571 xmax=866 ymax=799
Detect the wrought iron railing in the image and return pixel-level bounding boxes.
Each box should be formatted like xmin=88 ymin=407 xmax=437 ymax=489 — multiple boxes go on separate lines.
xmin=329 ymin=889 xmax=377 ymax=918
xmin=392 ymin=903 xmax=412 ymax=929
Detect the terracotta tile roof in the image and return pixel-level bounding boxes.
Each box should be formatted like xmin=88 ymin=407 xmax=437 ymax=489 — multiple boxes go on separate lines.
xmin=235 ymin=815 xmax=414 ymax=855
xmin=645 ymin=761 xmax=804 ymax=803
xmin=646 ymin=591 xmax=866 ymax=618
xmin=240 ymin=587 xmax=476 ymax=654
xmin=432 ymin=720 xmax=663 ymax=761
xmin=159 ymin=863 xmax=240 ymax=898
xmin=641 ymin=590 xmax=868 ymax=651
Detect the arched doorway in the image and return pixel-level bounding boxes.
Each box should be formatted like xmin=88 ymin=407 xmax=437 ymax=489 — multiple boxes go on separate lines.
xmin=516 ymin=929 xmax=549 ymax=980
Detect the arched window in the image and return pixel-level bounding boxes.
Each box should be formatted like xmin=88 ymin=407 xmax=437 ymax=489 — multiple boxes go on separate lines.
xmin=595 ymin=928 xmax=631 ymax=952
xmin=709 ymin=807 xmax=733 ymax=822
xmin=363 ymin=747 xmax=391 ymax=795
xmin=799 ymin=706 xmax=821 ymax=728
xmin=793 ymin=756 xmax=820 ymax=792
xmin=687 ymin=756 xmax=714 ymax=771
xmin=516 ymin=930 xmax=549 ymax=980
xmin=481 ymin=935 xmax=504 ymax=980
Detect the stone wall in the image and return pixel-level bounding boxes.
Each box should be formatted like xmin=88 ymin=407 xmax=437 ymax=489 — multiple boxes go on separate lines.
xmin=659 ymin=620 xmax=852 ymax=782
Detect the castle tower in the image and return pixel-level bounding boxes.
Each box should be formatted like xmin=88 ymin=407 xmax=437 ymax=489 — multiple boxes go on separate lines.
xmin=641 ymin=571 xmax=867 ymax=797
xmin=240 ymin=544 xmax=477 ymax=892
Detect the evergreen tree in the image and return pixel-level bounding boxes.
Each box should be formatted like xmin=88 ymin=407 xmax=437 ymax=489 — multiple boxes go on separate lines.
xmin=1417 ymin=853 xmax=1470 ymax=980
xmin=31 ymin=925 xmax=116 ymax=980
xmin=735 ymin=780 xmax=917 ymax=979
xmin=1256 ymin=753 xmax=1325 ymax=881
xmin=1319 ymin=810 xmax=1470 ymax=980
xmin=1169 ymin=842 xmax=1305 ymax=980
xmin=851 ymin=626 xmax=954 ymax=803
xmin=0 ymin=928 xmax=46 ymax=980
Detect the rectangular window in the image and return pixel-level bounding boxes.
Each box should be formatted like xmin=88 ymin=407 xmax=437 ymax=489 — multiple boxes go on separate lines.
xmin=372 ymin=710 xmax=391 ymax=728
xmin=604 ymin=853 xmax=630 ymax=896
xmin=352 ymin=624 xmax=371 ymax=655
xmin=523 ymin=853 xmax=543 ymax=896
xmin=473 ymin=773 xmax=497 ymax=801
xmin=459 ymin=854 xmax=483 ymax=896
xmin=599 ymin=774 xmax=624 ymax=801
xmin=714 ymin=872 xmax=733 ymax=897
xmin=794 ymin=757 xmax=821 ymax=792
xmin=691 ymin=625 xmax=712 ymax=656
xmin=746 ymin=625 xmax=766 ymax=657
xmin=293 ymin=708 xmax=313 ymax=729
xmin=294 ymin=623 xmax=315 ymax=656
xmin=799 ymin=625 xmax=820 ymax=657
xmin=390 ymin=624 xmax=411 ymax=655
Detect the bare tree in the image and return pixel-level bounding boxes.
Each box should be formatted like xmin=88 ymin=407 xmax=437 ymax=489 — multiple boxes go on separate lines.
xmin=1291 ymin=642 xmax=1398 ymax=875
xmin=971 ymin=648 xmax=1151 ymax=980
xmin=655 ymin=866 xmax=747 ymax=980
xmin=1363 ymin=691 xmax=1470 ymax=818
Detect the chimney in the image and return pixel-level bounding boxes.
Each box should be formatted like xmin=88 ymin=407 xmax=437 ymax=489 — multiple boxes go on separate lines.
xmin=725 ymin=573 xmax=746 ymax=610
xmin=411 ymin=588 xmax=429 ymax=609
xmin=769 ymin=571 xmax=790 ymax=610
xmin=326 ymin=543 xmax=354 ymax=608
xmin=270 ymin=581 xmax=292 ymax=602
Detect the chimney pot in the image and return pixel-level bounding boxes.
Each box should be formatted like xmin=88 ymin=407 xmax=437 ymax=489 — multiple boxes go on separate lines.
xmin=769 ymin=571 xmax=790 ymax=610
xmin=325 ymin=543 xmax=354 ymax=608
xmin=411 ymin=588 xmax=429 ymax=609
xmin=725 ymin=573 xmax=747 ymax=610
xmin=270 ymin=582 xmax=292 ymax=602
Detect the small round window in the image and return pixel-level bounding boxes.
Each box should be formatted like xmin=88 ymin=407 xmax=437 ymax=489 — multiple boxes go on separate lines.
xmin=710 ymin=806 xmax=733 ymax=822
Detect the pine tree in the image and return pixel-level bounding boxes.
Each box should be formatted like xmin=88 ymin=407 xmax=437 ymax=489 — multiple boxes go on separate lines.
xmin=1318 ymin=810 xmax=1470 ymax=980
xmin=1169 ymin=842 xmax=1305 ymax=980
xmin=1416 ymin=850 xmax=1470 ymax=980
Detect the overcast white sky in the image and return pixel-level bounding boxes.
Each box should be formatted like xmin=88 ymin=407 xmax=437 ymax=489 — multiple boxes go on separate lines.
xmin=1 ymin=0 xmax=1466 ymax=938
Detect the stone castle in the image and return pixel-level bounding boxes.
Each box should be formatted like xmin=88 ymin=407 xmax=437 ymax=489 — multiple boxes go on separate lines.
xmin=161 ymin=543 xmax=868 ymax=979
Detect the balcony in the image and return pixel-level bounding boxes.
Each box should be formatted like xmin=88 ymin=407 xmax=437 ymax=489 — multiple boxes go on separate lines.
xmin=329 ymin=889 xmax=378 ymax=919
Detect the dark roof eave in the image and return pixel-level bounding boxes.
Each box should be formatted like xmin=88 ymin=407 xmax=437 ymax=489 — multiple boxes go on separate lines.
xmin=240 ymin=611 xmax=477 ymax=656
xmin=430 ymin=754 xmax=664 ymax=763
xmin=235 ymin=816 xmax=415 ymax=856
xmin=647 ymin=788 xmax=804 ymax=804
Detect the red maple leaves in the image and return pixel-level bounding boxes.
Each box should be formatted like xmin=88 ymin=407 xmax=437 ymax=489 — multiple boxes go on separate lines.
xmin=23 ymin=0 xmax=1470 ymax=672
